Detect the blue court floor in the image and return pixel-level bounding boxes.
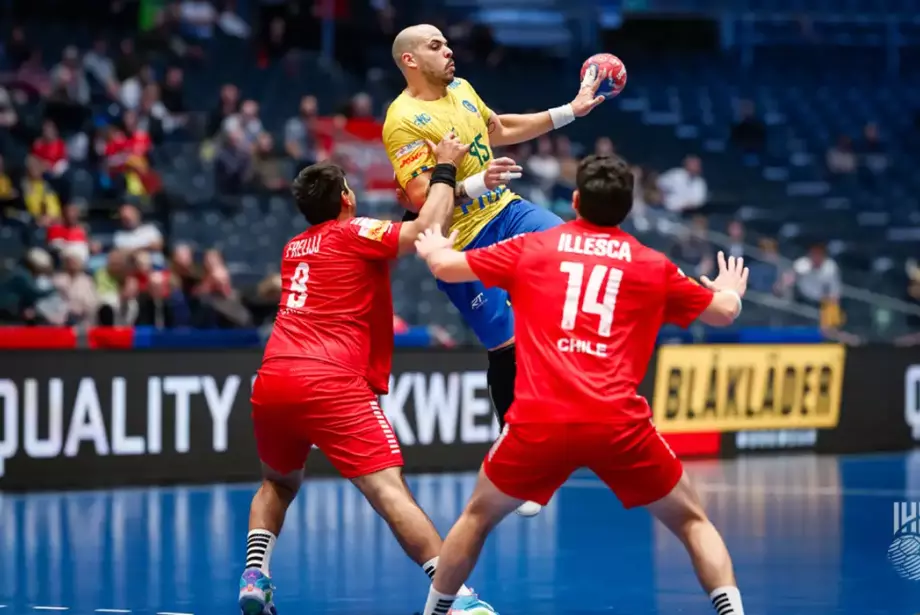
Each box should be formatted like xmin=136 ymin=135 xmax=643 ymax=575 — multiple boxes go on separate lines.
xmin=2 ymin=452 xmax=920 ymax=615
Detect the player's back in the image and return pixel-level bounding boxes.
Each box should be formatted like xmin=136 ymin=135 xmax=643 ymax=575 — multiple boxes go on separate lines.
xmin=495 ymin=219 xmax=712 ymax=424
xmin=262 ymin=217 xmax=399 ymax=386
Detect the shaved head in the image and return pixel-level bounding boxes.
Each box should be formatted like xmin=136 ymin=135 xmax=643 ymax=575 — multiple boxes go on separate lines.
xmin=392 ymin=24 xmax=442 ymax=69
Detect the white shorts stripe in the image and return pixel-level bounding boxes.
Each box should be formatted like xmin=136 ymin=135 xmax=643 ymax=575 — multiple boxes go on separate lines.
xmin=371 ymin=403 xmax=400 ymax=451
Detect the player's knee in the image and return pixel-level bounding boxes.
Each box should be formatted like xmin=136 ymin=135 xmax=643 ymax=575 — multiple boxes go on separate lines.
xmin=352 ymin=467 xmax=413 ymax=515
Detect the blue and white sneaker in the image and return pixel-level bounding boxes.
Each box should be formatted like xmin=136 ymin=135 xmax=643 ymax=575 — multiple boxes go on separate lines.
xmin=239 ymin=568 xmax=277 ymax=615
xmin=449 ymin=594 xmax=498 ymax=614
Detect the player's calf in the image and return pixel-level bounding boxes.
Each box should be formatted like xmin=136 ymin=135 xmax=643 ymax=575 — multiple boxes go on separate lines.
xmin=239 ymin=465 xmax=302 ymax=615
xmin=351 ymin=466 xmax=480 ymax=599
xmin=645 ymin=471 xmax=745 ymax=615
xmin=422 ymin=468 xmax=521 ymax=615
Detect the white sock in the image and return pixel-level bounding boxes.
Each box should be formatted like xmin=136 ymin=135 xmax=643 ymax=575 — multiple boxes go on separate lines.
xmin=246 ymin=529 xmax=277 ymax=576
xmin=421 ymin=556 xmax=473 ymax=596
xmin=709 ymin=586 xmax=744 ymax=615
xmin=422 ymin=585 xmax=457 ymax=615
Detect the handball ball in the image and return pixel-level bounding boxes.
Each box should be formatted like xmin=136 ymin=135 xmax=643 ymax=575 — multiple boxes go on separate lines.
xmin=581 ymin=53 xmax=627 ymax=99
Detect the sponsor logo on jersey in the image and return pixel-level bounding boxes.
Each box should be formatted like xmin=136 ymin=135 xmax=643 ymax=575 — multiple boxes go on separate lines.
xmin=462 ymin=100 xmax=479 ymax=115
xmin=395 ymin=140 xmax=425 ymax=158
xmin=448 ymin=79 xmax=462 ymax=90
xmin=352 ymin=217 xmax=392 ymax=241
xmin=400 ymin=148 xmax=427 ymax=169
xmin=652 ymin=344 xmax=845 ymax=433
xmin=413 ymin=113 xmax=432 ymax=127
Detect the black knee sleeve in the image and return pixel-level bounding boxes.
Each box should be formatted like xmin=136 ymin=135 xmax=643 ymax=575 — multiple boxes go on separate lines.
xmin=487 ymin=344 xmax=516 ymax=427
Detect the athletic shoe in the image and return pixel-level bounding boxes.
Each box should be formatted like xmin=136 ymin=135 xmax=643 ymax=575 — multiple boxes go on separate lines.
xmin=449 ymin=594 xmax=498 ymax=614
xmin=515 ymin=501 xmax=542 ymax=517
xmin=238 ymin=568 xmax=277 ymax=615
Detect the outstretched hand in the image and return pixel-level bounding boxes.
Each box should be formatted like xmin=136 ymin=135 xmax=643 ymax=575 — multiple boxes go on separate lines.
xmin=570 ymin=64 xmax=606 ymax=117
xmin=700 ymin=251 xmax=750 ymax=297
xmin=415 ymin=225 xmax=458 ymax=259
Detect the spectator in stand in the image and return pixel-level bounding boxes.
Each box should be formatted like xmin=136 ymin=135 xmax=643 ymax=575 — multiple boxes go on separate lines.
xmin=657 ymin=155 xmax=707 ymax=213
xmin=31 ymin=119 xmax=70 ymax=197
xmin=726 ymin=220 xmax=745 ymax=259
xmin=730 ymin=100 xmax=766 ymax=155
xmin=47 ymin=203 xmax=90 ymax=261
xmin=194 ymin=249 xmax=251 ymax=328
xmin=670 ymin=214 xmax=714 ymax=278
xmin=554 ymin=135 xmax=579 ymax=185
xmin=208 ymin=83 xmax=240 ymax=138
xmin=17 ymin=50 xmax=52 ymax=99
xmin=170 ymin=243 xmax=202 ymax=298
xmin=121 ymin=64 xmax=156 ymax=111
xmin=747 ymin=237 xmax=794 ymax=299
xmin=251 ymin=133 xmax=288 ymax=193
xmin=49 ymin=46 xmax=91 ymax=107
xmin=594 ymin=136 xmax=615 ymax=156
xmin=0 ymin=155 xmax=19 ymax=212
xmin=859 ymin=122 xmax=888 ymax=175
xmin=95 ymin=249 xmax=138 ymax=326
xmin=223 ymin=99 xmax=263 ymax=149
xmin=218 ymin=0 xmax=252 ymax=39
xmin=115 ymin=39 xmax=143 ymax=83
xmin=527 ymin=136 xmax=560 ymax=190
xmin=160 ymin=66 xmax=188 ymax=116
xmin=826 ymin=136 xmax=856 ymax=175
xmin=0 ymin=86 xmax=20 ymax=137
xmin=4 ymin=26 xmax=32 ymax=71
xmin=216 ymin=130 xmax=252 ymax=194
xmin=284 ymin=95 xmax=323 ymax=170
xmin=113 ymin=204 xmax=164 ymax=259
xmin=53 ymin=245 xmax=98 ymax=326
xmin=83 ymin=38 xmax=121 ymax=100
xmin=21 ymin=156 xmax=62 ymax=227
xmin=792 ymin=243 xmax=844 ymax=328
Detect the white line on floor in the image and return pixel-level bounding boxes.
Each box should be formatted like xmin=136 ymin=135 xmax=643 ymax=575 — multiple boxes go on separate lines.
xmin=156 ymin=611 xmax=194 ymax=615
xmin=95 ymin=609 xmax=132 ymax=613
xmin=32 ymin=608 xmax=69 ymax=611
xmin=563 ymin=478 xmax=920 ymax=498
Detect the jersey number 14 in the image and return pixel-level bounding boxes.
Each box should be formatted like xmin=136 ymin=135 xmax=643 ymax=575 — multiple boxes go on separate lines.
xmin=287 ymin=262 xmax=310 ymax=308
xmin=560 ymin=261 xmax=624 ymax=337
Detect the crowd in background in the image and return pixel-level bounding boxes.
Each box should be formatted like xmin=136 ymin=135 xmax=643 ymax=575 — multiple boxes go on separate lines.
xmin=0 ymin=0 xmax=913 ymax=336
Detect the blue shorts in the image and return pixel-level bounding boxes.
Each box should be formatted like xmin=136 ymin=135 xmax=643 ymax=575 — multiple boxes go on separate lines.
xmin=438 ymin=199 xmax=563 ymax=349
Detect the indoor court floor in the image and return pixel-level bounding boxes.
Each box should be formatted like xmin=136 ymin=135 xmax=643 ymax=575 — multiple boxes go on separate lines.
xmin=1 ymin=452 xmax=919 ymax=615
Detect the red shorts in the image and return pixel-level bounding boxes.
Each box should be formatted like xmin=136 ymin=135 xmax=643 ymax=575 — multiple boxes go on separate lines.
xmin=483 ymin=419 xmax=683 ymax=508
xmin=251 ymin=363 xmax=403 ymax=479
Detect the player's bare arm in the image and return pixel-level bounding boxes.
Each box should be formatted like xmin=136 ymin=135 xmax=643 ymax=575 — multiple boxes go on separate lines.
xmin=396 ymin=133 xmax=470 ymax=254
xmin=414 ymin=225 xmax=477 ymax=283
xmin=485 ymin=68 xmax=605 ymax=147
xmin=698 ymin=251 xmax=750 ymax=326
xmin=401 ymin=157 xmax=522 ymax=213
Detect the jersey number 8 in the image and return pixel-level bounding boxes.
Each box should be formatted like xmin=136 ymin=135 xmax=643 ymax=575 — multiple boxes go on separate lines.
xmin=287 ymin=262 xmax=310 ymax=308
xmin=559 ymin=261 xmax=624 ymax=337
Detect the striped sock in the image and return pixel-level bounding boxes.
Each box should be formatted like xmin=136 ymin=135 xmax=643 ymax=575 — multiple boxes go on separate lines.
xmin=709 ymin=586 xmax=744 ymax=615
xmin=422 ymin=586 xmax=456 ymax=615
xmin=246 ymin=529 xmax=277 ymax=576
xmin=421 ymin=556 xmax=473 ymax=596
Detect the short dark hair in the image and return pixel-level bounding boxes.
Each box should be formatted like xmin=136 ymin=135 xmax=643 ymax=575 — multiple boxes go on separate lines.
xmin=576 ymin=154 xmax=634 ymax=227
xmin=291 ymin=162 xmax=347 ymax=225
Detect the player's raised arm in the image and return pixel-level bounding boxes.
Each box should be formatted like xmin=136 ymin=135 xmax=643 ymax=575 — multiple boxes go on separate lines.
xmin=483 ymin=66 xmax=605 ymax=147
xmin=415 ymin=226 xmax=525 ymax=288
xmin=395 ymin=132 xmax=468 ymax=255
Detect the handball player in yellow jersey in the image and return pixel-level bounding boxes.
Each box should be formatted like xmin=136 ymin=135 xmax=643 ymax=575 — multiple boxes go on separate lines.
xmin=383 ymin=24 xmax=604 ymax=516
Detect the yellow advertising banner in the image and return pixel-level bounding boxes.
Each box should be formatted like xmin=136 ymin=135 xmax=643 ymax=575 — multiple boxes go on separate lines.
xmin=652 ymin=344 xmax=846 ymax=433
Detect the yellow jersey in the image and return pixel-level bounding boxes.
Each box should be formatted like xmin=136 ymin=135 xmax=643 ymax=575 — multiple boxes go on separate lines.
xmin=382 ymin=78 xmax=519 ymax=249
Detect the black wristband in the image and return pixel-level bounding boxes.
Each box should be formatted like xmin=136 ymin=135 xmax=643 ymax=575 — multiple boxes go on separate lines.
xmin=429 ymin=163 xmax=458 ymax=189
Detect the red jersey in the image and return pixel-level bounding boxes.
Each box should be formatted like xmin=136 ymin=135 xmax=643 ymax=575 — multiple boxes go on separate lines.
xmin=466 ymin=219 xmax=714 ymax=424
xmin=262 ymin=217 xmax=402 ymax=394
